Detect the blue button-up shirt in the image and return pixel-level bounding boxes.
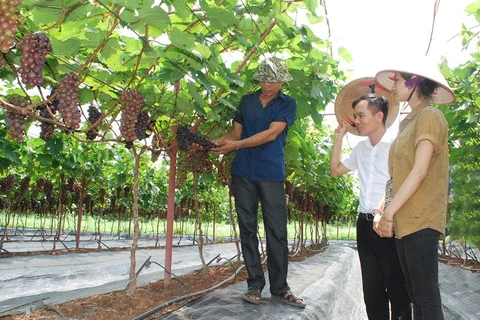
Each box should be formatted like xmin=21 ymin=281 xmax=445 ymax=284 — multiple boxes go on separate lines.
xmin=230 ymin=89 xmax=297 ymax=181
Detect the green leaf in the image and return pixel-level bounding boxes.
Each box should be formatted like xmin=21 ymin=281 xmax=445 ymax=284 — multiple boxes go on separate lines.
xmin=49 ymin=38 xmax=80 ymax=56
xmin=111 ymin=0 xmax=143 ymax=11
xmin=170 ymin=27 xmax=196 ymax=50
xmin=200 ymin=1 xmax=236 ymax=30
xmin=171 ymin=0 xmax=191 ymax=20
xmin=303 ymin=0 xmax=319 ymax=14
xmin=186 ymin=82 xmax=206 ymax=108
xmin=338 ymin=47 xmax=353 ymax=63
xmin=0 ymin=157 xmax=12 ymax=171
xmin=28 ymin=2 xmax=64 ymax=25
xmin=466 ymin=114 xmax=478 ymax=123
xmin=309 ymin=104 xmax=323 ymax=126
xmin=192 ymin=44 xmax=211 ymax=60
xmin=138 ymin=6 xmax=171 ymax=31
xmin=45 ymin=137 xmax=64 ymax=156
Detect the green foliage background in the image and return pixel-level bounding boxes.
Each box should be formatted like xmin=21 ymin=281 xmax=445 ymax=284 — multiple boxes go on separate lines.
xmin=0 ymin=0 xmax=478 ymax=245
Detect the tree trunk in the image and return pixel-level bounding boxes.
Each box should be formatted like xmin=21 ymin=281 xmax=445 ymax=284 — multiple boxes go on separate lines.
xmin=75 ymin=174 xmax=88 ymax=251
xmin=228 ymin=188 xmax=241 ymax=262
xmin=126 ymin=146 xmax=144 ymax=296
xmin=193 ymin=171 xmax=207 ymax=276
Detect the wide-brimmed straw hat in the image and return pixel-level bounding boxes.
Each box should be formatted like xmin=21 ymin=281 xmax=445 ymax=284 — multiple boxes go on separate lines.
xmin=334 ymin=77 xmax=399 ymax=135
xmin=253 ymin=57 xmax=293 ymax=82
xmin=375 ymin=60 xmax=455 ymax=105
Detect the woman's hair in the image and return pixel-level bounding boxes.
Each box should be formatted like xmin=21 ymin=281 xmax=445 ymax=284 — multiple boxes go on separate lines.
xmin=351 ymin=93 xmax=389 ymax=126
xmin=400 ymin=72 xmax=438 ymax=100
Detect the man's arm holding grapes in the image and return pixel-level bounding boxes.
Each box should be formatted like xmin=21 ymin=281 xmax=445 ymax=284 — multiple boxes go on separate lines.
xmin=211 ymin=120 xmax=286 ymax=155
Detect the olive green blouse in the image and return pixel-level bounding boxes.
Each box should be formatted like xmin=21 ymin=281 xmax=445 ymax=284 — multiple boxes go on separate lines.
xmin=388 ymin=106 xmax=449 ymax=239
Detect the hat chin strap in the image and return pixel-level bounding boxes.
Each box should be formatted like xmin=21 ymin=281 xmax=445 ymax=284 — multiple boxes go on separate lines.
xmin=405 ymin=76 xmax=425 ymax=102
xmin=406 ymin=86 xmax=417 ymax=102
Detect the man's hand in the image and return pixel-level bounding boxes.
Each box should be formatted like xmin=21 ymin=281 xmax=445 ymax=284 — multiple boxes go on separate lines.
xmin=211 ymin=139 xmax=239 ymax=155
xmin=334 ymin=122 xmax=347 ymax=140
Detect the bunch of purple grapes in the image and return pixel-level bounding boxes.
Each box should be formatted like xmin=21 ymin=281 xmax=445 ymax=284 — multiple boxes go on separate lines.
xmin=86 ymin=105 xmax=102 ymax=140
xmin=5 ymin=94 xmax=27 ymax=143
xmin=57 ymin=73 xmax=81 ymax=130
xmin=0 ymin=175 xmax=15 ymax=194
xmin=176 ymin=125 xmax=218 ymax=151
xmin=0 ymin=0 xmax=21 ymax=53
xmin=39 ymin=90 xmax=59 ymax=142
xmin=18 ymin=33 xmax=52 ymax=87
xmin=135 ymin=111 xmax=151 ymax=140
xmin=119 ymin=89 xmax=144 ymax=142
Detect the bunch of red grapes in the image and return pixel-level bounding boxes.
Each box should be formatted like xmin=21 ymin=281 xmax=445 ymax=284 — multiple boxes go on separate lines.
xmin=176 ymin=125 xmax=218 ymax=151
xmin=119 ymin=89 xmax=144 ymax=142
xmin=5 ymin=94 xmax=28 ymax=143
xmin=135 ymin=111 xmax=151 ymax=140
xmin=86 ymin=105 xmax=102 ymax=140
xmin=39 ymin=90 xmax=59 ymax=142
xmin=0 ymin=0 xmax=21 ymax=53
xmin=18 ymin=33 xmax=52 ymax=87
xmin=57 ymin=73 xmax=81 ymax=130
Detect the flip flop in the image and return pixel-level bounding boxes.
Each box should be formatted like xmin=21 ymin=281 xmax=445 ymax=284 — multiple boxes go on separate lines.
xmin=243 ymin=287 xmax=261 ymax=305
xmin=274 ymin=291 xmax=306 ymax=308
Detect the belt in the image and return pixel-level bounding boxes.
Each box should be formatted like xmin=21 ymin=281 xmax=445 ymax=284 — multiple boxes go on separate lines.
xmin=358 ymin=212 xmax=374 ymax=221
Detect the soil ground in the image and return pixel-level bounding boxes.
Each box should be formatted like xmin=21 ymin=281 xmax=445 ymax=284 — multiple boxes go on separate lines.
xmin=0 ymin=246 xmax=322 ymax=320
xmin=1 ymin=242 xmax=479 ymax=320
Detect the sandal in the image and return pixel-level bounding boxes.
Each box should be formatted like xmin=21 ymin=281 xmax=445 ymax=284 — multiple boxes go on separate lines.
xmin=275 ymin=291 xmax=306 ymax=308
xmin=243 ymin=287 xmax=261 ymax=305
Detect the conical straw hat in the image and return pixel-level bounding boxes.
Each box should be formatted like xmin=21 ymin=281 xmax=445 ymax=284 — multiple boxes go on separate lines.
xmin=334 ymin=77 xmax=399 ymax=135
xmin=375 ymin=59 xmax=455 ymax=105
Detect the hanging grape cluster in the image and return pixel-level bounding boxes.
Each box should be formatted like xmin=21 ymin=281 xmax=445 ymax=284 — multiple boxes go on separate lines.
xmin=5 ymin=94 xmax=28 ymax=143
xmin=215 ymin=152 xmax=235 ymax=186
xmin=86 ymin=105 xmax=102 ymax=140
xmin=0 ymin=0 xmax=21 ymax=53
xmin=0 ymin=175 xmax=15 ymax=194
xmin=17 ymin=176 xmax=30 ymax=199
xmin=57 ymin=73 xmax=81 ymax=130
xmin=150 ymin=134 xmax=161 ymax=162
xmin=176 ymin=125 xmax=218 ymax=151
xmin=39 ymin=90 xmax=58 ymax=142
xmin=135 ymin=111 xmax=150 ymax=140
xmin=175 ymin=149 xmax=215 ymax=189
xmin=18 ymin=33 xmax=52 ymax=87
xmin=119 ymin=89 xmax=144 ymax=142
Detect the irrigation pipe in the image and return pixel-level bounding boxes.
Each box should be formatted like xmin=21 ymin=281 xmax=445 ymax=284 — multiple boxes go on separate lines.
xmin=132 ymin=252 xmax=268 ymax=320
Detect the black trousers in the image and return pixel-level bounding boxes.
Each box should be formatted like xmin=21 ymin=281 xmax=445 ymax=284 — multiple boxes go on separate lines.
xmin=231 ymin=175 xmax=290 ymax=296
xmin=396 ymin=228 xmax=444 ymax=320
xmin=357 ymin=215 xmax=411 ymax=320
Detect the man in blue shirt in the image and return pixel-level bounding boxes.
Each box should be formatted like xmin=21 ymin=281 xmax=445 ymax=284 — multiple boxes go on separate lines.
xmin=212 ymin=57 xmax=305 ymax=308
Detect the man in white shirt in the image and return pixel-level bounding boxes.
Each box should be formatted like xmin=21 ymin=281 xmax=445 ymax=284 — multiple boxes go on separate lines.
xmin=329 ymin=78 xmax=411 ymax=320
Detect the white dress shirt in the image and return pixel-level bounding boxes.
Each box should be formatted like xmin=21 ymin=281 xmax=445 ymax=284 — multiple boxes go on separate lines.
xmin=342 ymin=136 xmax=391 ymax=213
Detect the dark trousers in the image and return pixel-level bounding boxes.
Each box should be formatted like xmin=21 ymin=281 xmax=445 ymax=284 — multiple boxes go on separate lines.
xmin=357 ymin=215 xmax=411 ymax=320
xmin=395 ymin=228 xmax=444 ymax=320
xmin=231 ymin=175 xmax=290 ymax=296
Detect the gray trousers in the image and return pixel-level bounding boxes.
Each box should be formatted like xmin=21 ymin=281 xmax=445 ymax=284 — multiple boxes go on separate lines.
xmin=231 ymin=175 xmax=290 ymax=296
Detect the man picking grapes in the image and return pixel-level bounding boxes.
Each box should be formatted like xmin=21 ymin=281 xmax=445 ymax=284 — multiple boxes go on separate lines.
xmin=211 ymin=57 xmax=305 ymax=308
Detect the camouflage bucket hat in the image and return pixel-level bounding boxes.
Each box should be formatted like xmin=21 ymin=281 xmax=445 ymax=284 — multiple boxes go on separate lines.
xmin=253 ymin=57 xmax=293 ymax=82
